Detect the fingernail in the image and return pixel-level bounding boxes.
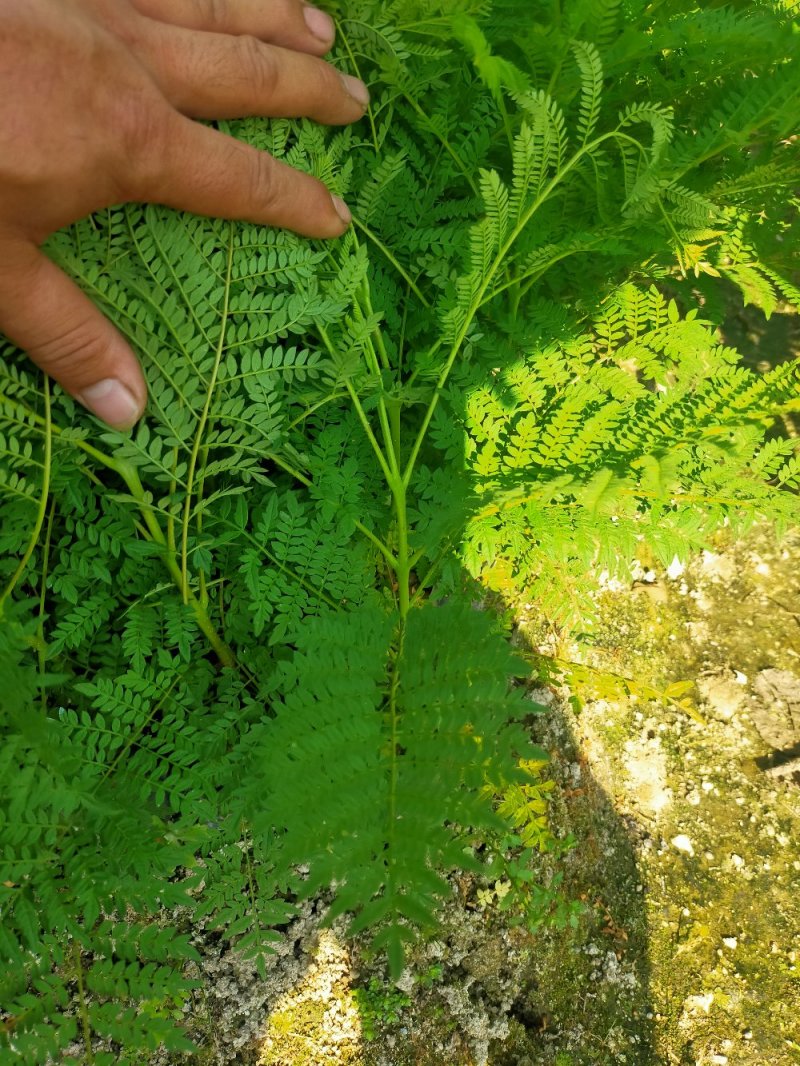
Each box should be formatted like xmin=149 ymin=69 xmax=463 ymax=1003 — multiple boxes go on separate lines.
xmin=340 ymin=73 xmax=370 ymax=109
xmin=331 ymin=195 xmax=352 ymax=225
xmin=78 ymin=378 xmax=142 ymax=429
xmin=303 ymin=5 xmax=335 ymax=43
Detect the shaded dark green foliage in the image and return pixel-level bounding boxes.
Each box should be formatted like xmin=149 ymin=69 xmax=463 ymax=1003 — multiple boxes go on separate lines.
xmin=1 ymin=0 xmax=799 ymax=1059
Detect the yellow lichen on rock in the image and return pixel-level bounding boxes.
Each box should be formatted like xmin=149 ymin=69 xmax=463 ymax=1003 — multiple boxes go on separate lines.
xmin=258 ymin=931 xmax=364 ymax=1066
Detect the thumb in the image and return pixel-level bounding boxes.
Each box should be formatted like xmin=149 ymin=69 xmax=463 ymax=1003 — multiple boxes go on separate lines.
xmin=0 ymin=240 xmax=146 ymax=429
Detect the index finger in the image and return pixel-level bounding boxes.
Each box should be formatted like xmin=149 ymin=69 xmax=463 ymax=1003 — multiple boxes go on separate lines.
xmin=141 ymin=112 xmax=351 ymax=237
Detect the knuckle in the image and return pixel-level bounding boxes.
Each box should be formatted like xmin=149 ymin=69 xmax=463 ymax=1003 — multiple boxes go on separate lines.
xmin=115 ymin=95 xmax=171 ymax=196
xmin=32 ymin=317 xmax=105 ymax=379
xmin=195 ymin=0 xmax=227 ymax=29
xmin=320 ymin=60 xmax=346 ymax=101
xmin=236 ymin=35 xmax=279 ymax=97
xmin=110 ymin=10 xmax=149 ymax=51
xmin=245 ymin=149 xmax=280 ymax=212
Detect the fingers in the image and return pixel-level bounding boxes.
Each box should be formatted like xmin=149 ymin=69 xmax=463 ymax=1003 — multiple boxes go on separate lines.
xmin=132 ymin=0 xmax=336 ymax=55
xmin=139 ymin=24 xmax=368 ymax=124
xmin=0 ymin=240 xmax=146 ymax=429
xmin=144 ymin=115 xmax=351 ymax=237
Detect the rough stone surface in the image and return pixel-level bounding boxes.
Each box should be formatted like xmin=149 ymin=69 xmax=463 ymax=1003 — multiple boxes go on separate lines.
xmin=151 ymin=528 xmax=800 ymax=1065
xmin=751 ymin=668 xmax=800 ymax=750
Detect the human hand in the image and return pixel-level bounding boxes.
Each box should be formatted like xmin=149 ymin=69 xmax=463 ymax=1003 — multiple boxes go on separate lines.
xmin=0 ymin=0 xmax=368 ymax=428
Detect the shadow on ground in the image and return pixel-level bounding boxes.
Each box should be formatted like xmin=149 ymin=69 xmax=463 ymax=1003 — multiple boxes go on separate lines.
xmin=343 ymin=660 xmax=658 ymax=1066
xmin=490 ymin=683 xmax=658 ymax=1066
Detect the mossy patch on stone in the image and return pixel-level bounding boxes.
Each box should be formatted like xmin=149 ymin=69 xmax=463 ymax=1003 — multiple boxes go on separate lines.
xmin=258 ymin=932 xmax=363 ymax=1066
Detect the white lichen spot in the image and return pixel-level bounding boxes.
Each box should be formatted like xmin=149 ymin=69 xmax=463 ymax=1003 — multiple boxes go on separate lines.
xmin=697 ymin=673 xmax=745 ymax=720
xmin=671 ymin=835 xmax=695 ymax=857
xmin=684 ymin=992 xmax=714 ymax=1015
xmin=666 ymin=556 xmax=685 ymax=580
xmin=624 ymin=738 xmax=672 ymax=817
xmin=700 ymin=551 xmax=737 ymax=582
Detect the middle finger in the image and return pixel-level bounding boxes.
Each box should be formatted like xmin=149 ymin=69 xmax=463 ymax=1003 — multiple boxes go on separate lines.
xmin=137 ymin=23 xmax=369 ymax=123
xmin=131 ymin=0 xmax=337 ymax=56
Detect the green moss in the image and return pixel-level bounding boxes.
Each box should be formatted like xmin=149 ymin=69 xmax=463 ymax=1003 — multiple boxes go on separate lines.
xmin=260 ymin=991 xmax=363 ymax=1066
xmin=353 ymin=978 xmax=410 ymax=1042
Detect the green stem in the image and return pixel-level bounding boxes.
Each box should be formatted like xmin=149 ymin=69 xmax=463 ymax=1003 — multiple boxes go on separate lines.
xmin=181 ymin=226 xmax=234 ymax=604
xmin=330 ymin=341 xmax=410 ymax=604
xmin=0 ymin=378 xmax=52 ymax=612
xmin=287 ymin=392 xmax=348 ymax=429
xmin=343 ymin=379 xmax=395 ymax=484
xmin=391 ymin=479 xmax=411 ymax=617
xmin=98 ymin=675 xmax=180 ymax=787
xmin=242 ymin=822 xmax=259 ymax=925
xmin=318 ymin=307 xmax=398 ymax=477
xmin=509 ymin=279 xmax=523 ymax=320
xmin=498 ymin=93 xmax=516 ymax=160
xmin=167 ymin=450 xmax=178 ymax=554
xmin=336 ymin=19 xmax=379 ymax=152
xmin=408 ymin=539 xmax=454 ymax=609
xmin=359 ymin=278 xmax=393 ymax=372
xmin=402 ymin=128 xmax=637 ymax=490
xmin=399 ymin=90 xmax=480 ymax=196
xmin=352 ymin=218 xmax=431 ymax=308
xmin=37 ymin=499 xmax=56 ymax=712
xmin=359 ymin=521 xmax=401 ymax=570
xmin=386 ymin=615 xmax=406 ymax=893
xmin=116 ymin=459 xmax=235 ymax=668
xmin=0 ymin=378 xmax=230 ymax=670
xmin=491 ymin=244 xmax=598 ymax=311
xmin=353 ymin=301 xmax=400 ymax=469
xmin=388 ymin=399 xmax=402 ymax=467
xmin=72 ymin=940 xmax=94 ymax=1066
xmin=266 ymin=451 xmax=399 ymax=568
xmin=332 ymin=336 xmax=409 ymax=604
